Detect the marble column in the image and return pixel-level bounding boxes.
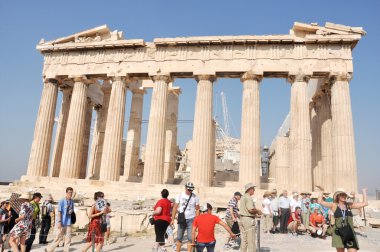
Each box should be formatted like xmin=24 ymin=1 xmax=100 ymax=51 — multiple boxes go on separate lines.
xmin=239 ymin=73 xmax=262 ymax=187
xmin=275 ymin=136 xmax=290 ymax=191
xmin=79 ymin=99 xmax=93 ymax=179
xmin=311 ymin=103 xmax=322 ymax=189
xmin=319 ymin=91 xmax=333 ymax=192
xmin=123 ymin=89 xmax=145 ymax=180
xmin=330 ymin=73 xmax=357 ymax=192
xmin=99 ymin=77 xmax=128 ymax=181
xmin=288 ymin=74 xmax=312 ymax=192
xmin=142 ymin=75 xmax=170 ymax=184
xmin=163 ymin=88 xmax=180 ymax=183
xmin=27 ymin=78 xmax=58 ymax=177
xmin=87 ymin=81 xmax=111 ymax=179
xmin=50 ymin=86 xmax=72 ymax=177
xmin=190 ymin=75 xmax=215 ymax=187
xmin=59 ymin=77 xmax=89 ymax=178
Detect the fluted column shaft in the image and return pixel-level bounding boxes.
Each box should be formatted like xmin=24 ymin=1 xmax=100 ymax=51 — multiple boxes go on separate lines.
xmin=330 ymin=73 xmax=357 ymax=192
xmin=190 ymin=75 xmax=215 ymax=187
xmin=274 ymin=136 xmax=289 ymax=191
xmin=59 ymin=78 xmax=89 ymax=178
xmin=27 ymin=79 xmax=58 ymax=176
xmin=239 ymin=73 xmax=262 ymax=187
xmin=99 ymin=77 xmax=128 ymax=181
xmin=288 ymin=74 xmax=312 ymax=192
xmin=142 ymin=76 xmax=170 ymax=184
xmin=164 ymin=89 xmax=180 ymax=183
xmin=87 ymin=81 xmax=111 ymax=179
xmin=123 ymin=90 xmax=144 ymax=180
xmin=80 ymin=100 xmax=93 ymax=179
xmin=50 ymin=87 xmax=72 ymax=177
xmin=311 ymin=104 xmax=322 ymax=188
xmin=319 ymin=92 xmax=333 ymax=192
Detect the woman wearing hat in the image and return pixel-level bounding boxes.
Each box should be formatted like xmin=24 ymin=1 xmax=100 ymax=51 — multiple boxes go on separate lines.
xmin=8 ymin=192 xmax=34 ymax=252
xmin=317 ymin=186 xmax=368 ymax=252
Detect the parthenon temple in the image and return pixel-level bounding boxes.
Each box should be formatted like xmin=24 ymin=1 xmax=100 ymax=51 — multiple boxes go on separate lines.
xmin=24 ymin=22 xmax=365 ymax=194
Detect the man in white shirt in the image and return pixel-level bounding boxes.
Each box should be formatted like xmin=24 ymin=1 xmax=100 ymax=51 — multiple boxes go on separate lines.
xmin=278 ymin=190 xmax=291 ymax=233
xmin=290 ymin=192 xmax=301 ymax=212
xmin=171 ymin=182 xmax=200 ymax=252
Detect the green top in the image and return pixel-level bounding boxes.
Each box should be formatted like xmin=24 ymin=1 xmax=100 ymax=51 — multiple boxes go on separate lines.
xmin=30 ymin=201 xmax=40 ymax=220
xmin=239 ymin=193 xmax=255 ymax=217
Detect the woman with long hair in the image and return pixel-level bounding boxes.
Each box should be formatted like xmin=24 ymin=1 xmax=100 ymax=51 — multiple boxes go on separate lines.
xmin=82 ymin=192 xmax=107 ymax=252
xmin=317 ymin=186 xmax=368 ymax=252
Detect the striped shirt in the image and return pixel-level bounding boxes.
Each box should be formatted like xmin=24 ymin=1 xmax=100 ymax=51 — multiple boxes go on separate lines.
xmin=225 ymin=197 xmax=239 ymax=219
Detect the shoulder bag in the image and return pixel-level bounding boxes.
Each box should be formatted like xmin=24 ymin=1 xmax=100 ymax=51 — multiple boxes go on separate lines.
xmin=177 ymin=193 xmax=192 ymax=226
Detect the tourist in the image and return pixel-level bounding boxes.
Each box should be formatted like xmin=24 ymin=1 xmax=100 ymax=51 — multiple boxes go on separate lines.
xmin=262 ymin=191 xmax=272 ymax=233
xmin=46 ymin=187 xmax=75 ymax=252
xmin=0 ymin=200 xmax=11 ymax=252
xmin=309 ymin=206 xmax=328 ymax=239
xmin=287 ymin=206 xmax=306 ymax=236
xmin=3 ymin=198 xmax=18 ymax=251
xmin=270 ymin=190 xmax=280 ymax=234
xmin=192 ymin=203 xmax=236 ymax=252
xmin=83 ymin=191 xmax=107 ymax=252
xmin=310 ymin=198 xmax=320 ymax=212
xmin=39 ymin=195 xmax=54 ymax=244
xmin=348 ymin=192 xmax=366 ymax=237
xmin=9 ymin=192 xmax=34 ymax=252
xmin=223 ymin=191 xmax=241 ymax=250
xmin=104 ymin=202 xmax=113 ymax=245
xmin=290 ymin=192 xmax=301 ymax=213
xmin=239 ymin=183 xmax=261 ymax=252
xmin=25 ymin=192 xmax=42 ymax=252
xmin=278 ymin=190 xmax=291 ymax=233
xmin=151 ymin=189 xmax=172 ymax=252
xmin=300 ymin=192 xmax=311 ymax=229
xmin=171 ymin=182 xmax=200 ymax=252
xmin=165 ymin=198 xmax=176 ymax=250
xmin=317 ymin=186 xmax=368 ymax=252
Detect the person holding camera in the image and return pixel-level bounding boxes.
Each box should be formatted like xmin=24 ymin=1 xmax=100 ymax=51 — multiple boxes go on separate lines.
xmin=317 ymin=186 xmax=368 ymax=252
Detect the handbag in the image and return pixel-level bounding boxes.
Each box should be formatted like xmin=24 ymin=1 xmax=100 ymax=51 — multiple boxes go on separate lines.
xmin=71 ymin=211 xmax=76 ymax=224
xmin=335 ymin=221 xmax=355 ymax=244
xmin=231 ymin=221 xmax=240 ymax=236
xmin=177 ymin=193 xmax=193 ymax=226
xmin=149 ymin=216 xmax=155 ymax=225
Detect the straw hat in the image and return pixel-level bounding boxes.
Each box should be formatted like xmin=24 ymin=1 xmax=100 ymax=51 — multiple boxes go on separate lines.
xmin=333 ymin=188 xmax=348 ymax=202
xmin=263 ymin=191 xmax=271 ymax=198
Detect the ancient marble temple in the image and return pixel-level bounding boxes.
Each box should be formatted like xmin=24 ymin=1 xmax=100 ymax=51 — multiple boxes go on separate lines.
xmin=26 ymin=22 xmax=365 ymax=193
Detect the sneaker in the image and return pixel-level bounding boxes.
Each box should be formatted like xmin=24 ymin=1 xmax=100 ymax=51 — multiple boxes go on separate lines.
xmin=171 ymin=244 xmax=176 ymax=250
xmin=158 ymin=247 xmax=167 ymax=252
xmin=223 ymin=244 xmax=232 ymax=250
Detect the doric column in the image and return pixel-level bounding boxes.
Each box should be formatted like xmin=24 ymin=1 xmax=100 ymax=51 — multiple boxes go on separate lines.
xmin=59 ymin=77 xmax=89 ymax=178
xmin=99 ymin=77 xmax=128 ymax=181
xmin=319 ymin=91 xmax=333 ymax=192
xmin=311 ymin=102 xmax=322 ymax=189
xmin=274 ymin=136 xmax=290 ymax=191
xmin=288 ymin=74 xmax=312 ymax=192
xmin=123 ymin=89 xmax=145 ymax=180
xmin=50 ymin=86 xmax=72 ymax=177
xmin=79 ymin=99 xmax=93 ymax=179
xmin=87 ymin=81 xmax=111 ymax=179
xmin=190 ymin=75 xmax=215 ymax=187
xmin=163 ymin=88 xmax=180 ymax=183
xmin=142 ymin=75 xmax=170 ymax=184
xmin=239 ymin=72 xmax=262 ymax=187
xmin=330 ymin=73 xmax=357 ymax=192
xmin=27 ymin=78 xmax=58 ymax=177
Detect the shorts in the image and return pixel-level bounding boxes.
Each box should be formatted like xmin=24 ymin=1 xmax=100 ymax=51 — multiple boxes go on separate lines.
xmin=177 ymin=218 xmax=194 ymax=243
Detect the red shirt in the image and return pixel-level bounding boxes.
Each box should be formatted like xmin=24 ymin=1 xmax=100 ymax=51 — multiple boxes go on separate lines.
xmin=154 ymin=198 xmax=172 ymax=223
xmin=193 ymin=213 xmax=221 ymax=243
xmin=287 ymin=211 xmax=301 ymax=225
xmin=310 ymin=213 xmax=324 ymax=226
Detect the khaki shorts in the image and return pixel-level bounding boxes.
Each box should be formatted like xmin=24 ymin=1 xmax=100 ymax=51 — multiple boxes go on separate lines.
xmin=287 ymin=221 xmax=306 ymax=232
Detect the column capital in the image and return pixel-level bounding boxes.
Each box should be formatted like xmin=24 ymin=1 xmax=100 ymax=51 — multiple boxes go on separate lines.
xmin=44 ymin=78 xmax=59 ymax=85
xmin=329 ymin=72 xmax=352 ymax=83
xmin=195 ymin=75 xmax=216 ymax=82
xmin=169 ymin=87 xmax=181 ymax=96
xmin=240 ymin=72 xmax=263 ymax=82
xmin=151 ymin=75 xmax=172 ymax=83
xmin=287 ymin=74 xmax=311 ymax=84
xmin=70 ymin=75 xmax=93 ymax=85
xmin=59 ymin=85 xmax=73 ymax=94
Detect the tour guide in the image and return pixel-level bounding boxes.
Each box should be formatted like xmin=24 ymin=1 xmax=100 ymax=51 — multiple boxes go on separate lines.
xmin=239 ymin=183 xmax=262 ymax=252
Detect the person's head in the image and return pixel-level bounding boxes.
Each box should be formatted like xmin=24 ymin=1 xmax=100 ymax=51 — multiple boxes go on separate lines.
xmin=282 ymin=190 xmax=288 ymax=197
xmin=292 ymin=192 xmax=299 ymax=199
xmin=4 ymin=199 xmax=10 ymax=208
xmin=106 ymin=202 xmax=110 ymax=207
xmin=271 ymin=190 xmax=278 ymax=198
xmin=234 ymin=192 xmax=242 ymax=200
xmin=295 ymin=206 xmax=301 ymax=214
xmin=32 ymin=192 xmax=43 ymax=203
xmin=311 ymin=198 xmax=317 ymax=203
xmin=66 ymin=187 xmax=74 ymax=199
xmin=333 ymin=190 xmax=348 ymax=204
xmin=263 ymin=191 xmax=271 ymax=199
xmin=185 ymin=182 xmax=195 ymax=194
xmin=244 ymin=183 xmax=256 ymax=196
xmin=314 ymin=206 xmax=320 ymax=214
xmin=161 ymin=189 xmax=169 ymax=199
xmin=94 ymin=191 xmax=104 ymax=201
xmin=200 ymin=203 xmax=212 ymax=214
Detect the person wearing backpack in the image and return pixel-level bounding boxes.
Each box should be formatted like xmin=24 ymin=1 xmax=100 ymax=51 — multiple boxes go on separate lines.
xmin=39 ymin=195 xmax=54 ymax=244
xmin=171 ymin=182 xmax=200 ymax=252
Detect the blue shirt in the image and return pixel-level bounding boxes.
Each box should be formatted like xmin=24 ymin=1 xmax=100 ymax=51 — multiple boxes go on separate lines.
xmin=58 ymin=198 xmax=74 ymax=226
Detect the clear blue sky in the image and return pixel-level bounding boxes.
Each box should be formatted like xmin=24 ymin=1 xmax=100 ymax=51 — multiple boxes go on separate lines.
xmin=0 ymin=1 xmax=379 ymax=194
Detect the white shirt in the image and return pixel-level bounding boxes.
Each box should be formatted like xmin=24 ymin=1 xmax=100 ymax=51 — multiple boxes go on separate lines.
xmin=176 ymin=192 xmax=199 ymax=219
xmin=279 ymin=196 xmax=291 ymax=209
xmin=262 ymin=198 xmax=271 ymax=215
xmin=290 ymin=198 xmax=302 ymax=212
xmin=270 ymin=197 xmax=279 ymax=212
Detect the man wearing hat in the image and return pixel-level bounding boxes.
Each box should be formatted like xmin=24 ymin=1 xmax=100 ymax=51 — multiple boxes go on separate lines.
xmin=39 ymin=195 xmax=54 ymax=244
xmin=239 ymin=183 xmax=261 ymax=252
xmin=223 ymin=191 xmax=242 ymax=249
xmin=25 ymin=192 xmax=42 ymax=252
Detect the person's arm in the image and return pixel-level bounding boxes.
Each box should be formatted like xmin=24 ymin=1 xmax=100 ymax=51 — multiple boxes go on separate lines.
xmin=195 ymin=204 xmax=200 ymax=216
xmin=219 ymin=220 xmax=237 ymax=239
xmin=87 ymin=205 xmax=102 ymax=219
xmin=191 ymin=225 xmax=197 ymax=246
xmin=351 ymin=188 xmax=368 ymax=209
xmin=153 ymin=207 xmax=162 ymax=216
xmin=228 ymin=206 xmax=236 ymax=221
xmin=171 ymin=203 xmax=178 ymax=225
xmin=316 ymin=186 xmax=333 ymax=209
